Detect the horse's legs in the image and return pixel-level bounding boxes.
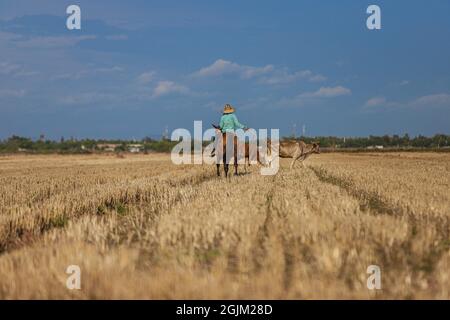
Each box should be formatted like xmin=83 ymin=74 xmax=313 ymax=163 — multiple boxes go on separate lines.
xmin=216 ymin=164 xmax=220 ymax=176
xmin=299 ymin=155 xmax=307 ymax=168
xmin=290 ymin=158 xmax=297 ymax=170
xmin=223 ymin=151 xmax=228 ymax=177
xmin=234 ymin=163 xmax=238 ymax=176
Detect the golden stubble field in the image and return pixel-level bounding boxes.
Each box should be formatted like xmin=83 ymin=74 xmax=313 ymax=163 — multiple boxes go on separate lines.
xmin=0 ymin=152 xmax=449 ymax=299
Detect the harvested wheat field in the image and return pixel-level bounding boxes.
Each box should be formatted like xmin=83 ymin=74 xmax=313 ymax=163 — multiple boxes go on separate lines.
xmin=0 ymin=152 xmax=449 ymax=299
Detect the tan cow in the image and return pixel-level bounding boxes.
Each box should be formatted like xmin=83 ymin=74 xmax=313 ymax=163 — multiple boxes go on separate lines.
xmin=266 ymin=140 xmax=320 ymax=169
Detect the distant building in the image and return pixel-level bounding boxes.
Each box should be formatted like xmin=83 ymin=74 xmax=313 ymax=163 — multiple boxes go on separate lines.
xmin=97 ymin=143 xmax=120 ymax=152
xmin=367 ymin=145 xmax=384 ymax=150
xmin=128 ymin=144 xmax=144 ymax=153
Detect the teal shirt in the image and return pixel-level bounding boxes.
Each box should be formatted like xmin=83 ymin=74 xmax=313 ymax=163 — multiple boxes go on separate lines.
xmin=219 ymin=113 xmax=246 ymax=133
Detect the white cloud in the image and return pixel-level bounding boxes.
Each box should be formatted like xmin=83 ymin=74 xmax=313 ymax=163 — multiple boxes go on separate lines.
xmin=152 ymin=80 xmax=190 ymax=98
xmin=411 ymin=93 xmax=450 ymax=107
xmin=0 ymin=61 xmax=40 ymax=78
xmin=0 ymin=31 xmax=21 ymax=43
xmin=260 ymin=70 xmax=307 ymax=85
xmin=261 ymin=70 xmax=327 ymax=85
xmin=362 ymin=93 xmax=450 ymax=111
xmin=365 ymin=97 xmax=387 ymax=107
xmin=59 ymin=92 xmax=118 ymax=105
xmin=14 ymin=70 xmax=40 ymax=77
xmin=399 ymin=80 xmax=410 ymax=86
xmin=238 ymin=97 xmax=271 ymax=110
xmin=278 ymin=86 xmax=351 ymax=107
xmin=193 ymin=59 xmax=327 ymax=87
xmin=95 ymin=66 xmax=124 ymax=73
xmin=15 ymin=35 xmax=96 ymax=48
xmin=241 ymin=64 xmax=274 ymax=79
xmin=300 ymin=86 xmax=351 ymax=98
xmin=137 ymin=71 xmax=156 ymax=84
xmin=54 ymin=66 xmax=124 ymax=80
xmin=193 ymin=59 xmax=273 ymax=79
xmin=105 ymin=34 xmax=128 ymax=41
xmin=363 ymin=97 xmax=400 ymax=111
xmin=309 ymin=74 xmax=327 ymax=82
xmin=0 ymin=89 xmax=26 ymax=98
xmin=194 ymin=59 xmax=239 ymax=77
xmin=0 ymin=62 xmax=20 ymax=75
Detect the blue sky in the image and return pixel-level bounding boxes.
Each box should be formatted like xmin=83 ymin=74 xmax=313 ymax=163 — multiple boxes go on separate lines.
xmin=1 ymin=0 xmax=449 ymax=139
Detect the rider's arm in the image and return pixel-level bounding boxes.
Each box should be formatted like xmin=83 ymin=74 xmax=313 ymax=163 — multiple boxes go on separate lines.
xmin=232 ymin=114 xmax=246 ymax=130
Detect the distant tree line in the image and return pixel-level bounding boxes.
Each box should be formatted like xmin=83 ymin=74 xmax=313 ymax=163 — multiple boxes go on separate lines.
xmin=0 ymin=134 xmax=449 ymax=154
xmin=297 ymin=134 xmax=450 ymax=149
xmin=0 ymin=135 xmax=178 ymax=154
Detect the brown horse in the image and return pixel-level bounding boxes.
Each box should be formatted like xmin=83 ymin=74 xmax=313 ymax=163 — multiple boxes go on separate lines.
xmin=211 ymin=124 xmax=259 ymax=177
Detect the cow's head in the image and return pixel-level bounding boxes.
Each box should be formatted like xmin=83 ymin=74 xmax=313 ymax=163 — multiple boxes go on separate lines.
xmin=312 ymin=142 xmax=320 ymax=154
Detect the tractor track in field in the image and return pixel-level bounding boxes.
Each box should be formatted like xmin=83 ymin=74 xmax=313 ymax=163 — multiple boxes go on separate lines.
xmin=310 ymin=166 xmax=402 ymax=217
xmin=310 ymin=165 xmax=450 ymax=279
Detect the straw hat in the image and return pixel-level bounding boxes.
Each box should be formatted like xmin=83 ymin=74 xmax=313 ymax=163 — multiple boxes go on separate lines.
xmin=223 ymin=104 xmax=235 ymax=114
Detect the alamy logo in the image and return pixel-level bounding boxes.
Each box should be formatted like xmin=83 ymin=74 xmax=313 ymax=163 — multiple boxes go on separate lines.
xmin=66 ymin=5 xmax=81 ymax=30
xmin=66 ymin=265 xmax=81 ymax=290
xmin=366 ymin=5 xmax=381 ymax=30
xmin=366 ymin=265 xmax=381 ymax=290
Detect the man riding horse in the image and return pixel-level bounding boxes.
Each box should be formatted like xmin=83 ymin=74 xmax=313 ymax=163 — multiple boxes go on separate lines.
xmin=213 ymin=104 xmax=248 ymax=177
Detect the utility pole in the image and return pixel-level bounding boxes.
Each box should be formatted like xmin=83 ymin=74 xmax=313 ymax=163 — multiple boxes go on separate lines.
xmin=302 ymin=124 xmax=306 ymax=137
xmin=162 ymin=125 xmax=169 ymax=140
